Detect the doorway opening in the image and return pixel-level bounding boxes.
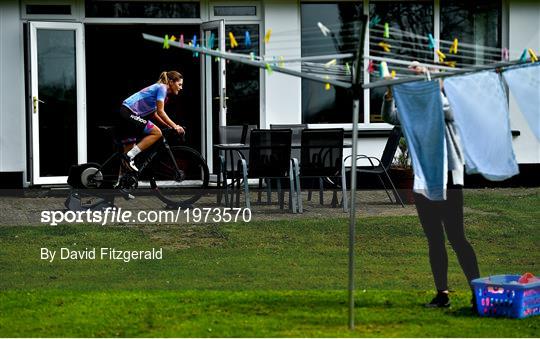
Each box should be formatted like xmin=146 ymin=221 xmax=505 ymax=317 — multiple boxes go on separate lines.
xmin=85 ymin=24 xmax=201 ymax=164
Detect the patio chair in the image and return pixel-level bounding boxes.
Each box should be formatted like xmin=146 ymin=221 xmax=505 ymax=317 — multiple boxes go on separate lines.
xmin=345 ymin=126 xmax=404 ymax=207
xmin=267 ymin=124 xmax=307 ymax=203
xmin=236 ymin=129 xmax=297 ymax=212
xmin=294 ymin=128 xmax=348 ymax=213
xmin=217 ymin=124 xmax=257 ymax=205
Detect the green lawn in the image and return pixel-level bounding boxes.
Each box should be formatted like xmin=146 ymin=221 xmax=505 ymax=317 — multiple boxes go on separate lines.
xmin=0 ymin=189 xmax=538 ymax=337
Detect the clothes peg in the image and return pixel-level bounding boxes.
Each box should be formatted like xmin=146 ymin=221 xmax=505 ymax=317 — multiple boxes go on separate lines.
xmin=265 ymin=63 xmax=273 ymax=75
xmin=501 ymin=48 xmax=509 ymax=61
xmin=192 ymin=34 xmax=197 ymax=47
xmin=324 ymin=59 xmax=337 ymax=68
xmin=444 ymin=61 xmax=457 ymax=68
xmin=245 ymin=31 xmax=251 ymax=48
xmin=391 ymin=70 xmax=396 ymax=79
xmin=265 ymin=29 xmax=272 ymax=44
xmin=317 ymin=22 xmax=331 ymax=37
xmin=528 ymin=48 xmax=538 ymax=62
xmin=170 ymin=35 xmax=177 ymax=43
xmin=163 ymin=34 xmax=170 ymax=49
xmin=379 ymin=61 xmax=390 ymax=78
xmin=345 ymin=62 xmax=351 ymax=75
xmin=369 ymin=15 xmax=381 ymax=28
xmin=278 ymin=56 xmax=285 ymax=67
xmin=208 ymin=32 xmax=215 ymax=49
xmin=520 ymin=49 xmax=528 ymax=62
xmin=436 ymin=49 xmax=446 ymax=62
xmin=215 ymin=56 xmax=220 ymax=63
xmin=325 ymin=83 xmax=331 ymax=91
xmin=449 ymin=38 xmax=458 ymax=54
xmin=249 ymin=52 xmax=255 ymax=61
xmin=428 ymin=34 xmax=436 ymax=50
xmin=384 ymin=23 xmax=390 ymax=39
xmin=367 ymin=60 xmax=375 ymax=74
xmin=229 ymin=32 xmax=238 ymax=48
xmin=179 ymin=34 xmax=184 ymax=47
xmin=378 ymin=42 xmax=391 ymax=52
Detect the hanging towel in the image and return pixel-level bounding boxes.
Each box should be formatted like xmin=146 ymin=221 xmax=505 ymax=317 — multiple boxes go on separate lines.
xmin=393 ymin=81 xmax=447 ymax=201
xmin=444 ymin=71 xmax=519 ymax=181
xmin=502 ymin=63 xmax=540 ymax=141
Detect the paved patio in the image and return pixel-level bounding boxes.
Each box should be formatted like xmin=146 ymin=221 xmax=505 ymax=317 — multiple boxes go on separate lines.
xmin=0 ymin=188 xmax=418 ymax=226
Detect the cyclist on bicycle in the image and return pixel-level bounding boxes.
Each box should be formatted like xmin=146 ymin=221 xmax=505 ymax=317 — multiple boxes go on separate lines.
xmin=119 ymin=70 xmax=185 ymax=172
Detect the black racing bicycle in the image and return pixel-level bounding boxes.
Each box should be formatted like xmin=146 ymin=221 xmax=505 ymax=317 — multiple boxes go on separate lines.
xmin=67 ymin=127 xmax=209 ymax=209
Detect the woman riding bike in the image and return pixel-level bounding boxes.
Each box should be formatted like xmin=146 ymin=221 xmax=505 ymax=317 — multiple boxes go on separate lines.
xmin=118 ymin=70 xmax=185 ymax=172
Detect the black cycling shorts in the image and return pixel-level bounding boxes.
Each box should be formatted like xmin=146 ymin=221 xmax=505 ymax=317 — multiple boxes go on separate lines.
xmin=117 ymin=106 xmax=155 ymax=144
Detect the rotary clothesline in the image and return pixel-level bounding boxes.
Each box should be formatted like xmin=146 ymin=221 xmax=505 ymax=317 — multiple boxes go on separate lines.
xmin=145 ymin=33 xmax=536 ymax=90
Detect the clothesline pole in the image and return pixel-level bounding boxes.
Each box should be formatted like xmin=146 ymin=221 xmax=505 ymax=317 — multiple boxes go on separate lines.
xmin=348 ymin=14 xmax=368 ymax=331
xmin=363 ymin=58 xmax=528 ymax=89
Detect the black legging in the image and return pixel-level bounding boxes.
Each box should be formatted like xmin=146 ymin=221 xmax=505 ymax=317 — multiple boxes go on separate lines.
xmin=414 ymin=176 xmax=480 ymax=292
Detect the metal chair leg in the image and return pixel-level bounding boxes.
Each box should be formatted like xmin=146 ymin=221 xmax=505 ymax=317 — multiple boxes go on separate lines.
xmin=240 ymin=159 xmax=250 ymax=209
xmin=277 ymin=179 xmax=284 ymax=210
xmin=382 ymin=168 xmax=405 ymax=207
xmin=266 ymin=178 xmax=272 ymax=204
xmin=377 ymin=173 xmax=395 ymax=204
xmin=319 ymin=177 xmax=324 ymax=205
xmin=293 ymin=158 xmax=302 ymax=213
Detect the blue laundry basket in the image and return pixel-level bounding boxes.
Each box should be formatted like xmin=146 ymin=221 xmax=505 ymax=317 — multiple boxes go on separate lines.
xmin=472 ymin=274 xmax=540 ymax=319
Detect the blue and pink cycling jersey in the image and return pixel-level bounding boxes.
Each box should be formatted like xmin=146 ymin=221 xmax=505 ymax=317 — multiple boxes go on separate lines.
xmin=122 ymin=83 xmax=168 ymax=117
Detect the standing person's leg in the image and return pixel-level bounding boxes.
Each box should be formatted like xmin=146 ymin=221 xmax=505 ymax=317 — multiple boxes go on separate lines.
xmin=414 ymin=192 xmax=450 ymax=307
xmin=441 ymin=183 xmax=480 ymax=291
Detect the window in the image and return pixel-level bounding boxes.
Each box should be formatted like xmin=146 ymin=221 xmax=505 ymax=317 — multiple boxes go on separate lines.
xmin=85 ymin=1 xmax=200 ymax=18
xmin=214 ymin=6 xmax=256 ymax=16
xmin=225 ymin=24 xmax=260 ymax=126
xmin=440 ymin=0 xmax=502 ymax=65
xmin=26 ymin=5 xmax=71 ymax=15
xmin=368 ymin=1 xmax=433 ymax=123
xmin=301 ymin=2 xmax=364 ymax=124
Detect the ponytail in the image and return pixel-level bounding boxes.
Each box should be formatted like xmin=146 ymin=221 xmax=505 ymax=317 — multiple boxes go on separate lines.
xmin=158 ymin=71 xmax=183 ymax=84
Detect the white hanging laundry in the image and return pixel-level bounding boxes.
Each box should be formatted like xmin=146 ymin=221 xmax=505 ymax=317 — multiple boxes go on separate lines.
xmin=502 ymin=63 xmax=540 ymax=141
xmin=444 ymin=71 xmax=519 ymax=181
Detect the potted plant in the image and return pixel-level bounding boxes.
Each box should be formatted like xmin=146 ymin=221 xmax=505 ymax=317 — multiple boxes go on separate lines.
xmin=390 ymin=137 xmax=415 ymax=204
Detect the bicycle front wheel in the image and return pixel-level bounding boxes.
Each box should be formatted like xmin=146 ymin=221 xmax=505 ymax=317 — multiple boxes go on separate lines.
xmin=150 ymin=146 xmax=209 ymax=206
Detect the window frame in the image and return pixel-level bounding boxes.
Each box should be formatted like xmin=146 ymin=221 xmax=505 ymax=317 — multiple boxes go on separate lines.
xmin=299 ymin=0 xmax=506 ymax=130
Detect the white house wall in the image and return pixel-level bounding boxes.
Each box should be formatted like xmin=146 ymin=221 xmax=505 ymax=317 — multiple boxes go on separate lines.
xmin=262 ymin=0 xmax=302 ymax=128
xmin=0 ymin=0 xmax=25 ymax=173
xmin=508 ymin=0 xmax=540 ymax=164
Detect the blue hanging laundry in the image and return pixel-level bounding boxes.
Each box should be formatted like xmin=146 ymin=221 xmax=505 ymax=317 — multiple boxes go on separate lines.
xmin=502 ymin=63 xmax=540 ymax=141
xmin=245 ymin=31 xmax=251 ymax=48
xmin=393 ymin=81 xmax=447 ymax=201
xmin=444 ymin=71 xmax=519 ymax=181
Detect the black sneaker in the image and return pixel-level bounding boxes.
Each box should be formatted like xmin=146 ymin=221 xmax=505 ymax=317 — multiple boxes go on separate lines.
xmin=425 ymin=291 xmax=450 ymax=308
xmin=121 ymin=154 xmax=139 ymax=172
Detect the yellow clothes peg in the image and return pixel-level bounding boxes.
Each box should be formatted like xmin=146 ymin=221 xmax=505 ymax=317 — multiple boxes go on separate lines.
xmin=229 ymin=32 xmax=238 ymax=48
xmin=528 ymin=48 xmax=538 ymax=62
xmin=324 ymin=76 xmax=331 ymax=91
xmin=265 ymin=29 xmax=272 ymax=44
xmin=391 ymin=70 xmax=396 ymax=79
xmin=378 ymin=42 xmax=391 ymax=52
xmin=436 ymin=49 xmax=446 ymax=62
xmin=169 ymin=35 xmax=177 ymax=43
xmin=163 ymin=34 xmax=170 ymax=49
xmin=265 ymin=63 xmax=273 ymax=75
xmin=278 ymin=56 xmax=285 ymax=67
xmin=449 ymin=38 xmax=458 ymax=54
xmin=444 ymin=61 xmax=457 ymax=68
xmin=324 ymin=59 xmax=337 ymax=68
xmin=345 ymin=62 xmax=351 ymax=75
